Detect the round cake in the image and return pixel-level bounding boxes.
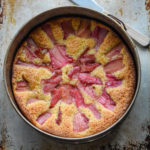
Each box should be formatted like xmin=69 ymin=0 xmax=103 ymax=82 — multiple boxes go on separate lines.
xmin=12 ymin=17 xmax=136 ymax=138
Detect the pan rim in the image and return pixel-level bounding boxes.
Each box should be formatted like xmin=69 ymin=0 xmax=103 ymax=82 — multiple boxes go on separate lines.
xmin=3 ymin=6 xmax=141 ymax=143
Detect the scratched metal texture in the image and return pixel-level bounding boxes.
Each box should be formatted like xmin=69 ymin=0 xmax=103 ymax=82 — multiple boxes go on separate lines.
xmin=0 ymin=0 xmax=150 ymax=149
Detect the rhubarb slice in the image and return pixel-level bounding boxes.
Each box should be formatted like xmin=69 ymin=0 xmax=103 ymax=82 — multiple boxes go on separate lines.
xmin=76 ymin=19 xmax=91 ymax=38
xmin=16 ymin=60 xmax=36 ymax=67
xmin=68 ymin=66 xmax=80 ymax=78
xmin=36 ymin=112 xmax=51 ymax=125
xmin=106 ymin=43 xmax=123 ymax=61
xmin=78 ymin=73 xmax=102 ymax=85
xmin=27 ymin=98 xmax=38 ymax=105
xmin=61 ymin=20 xmax=74 ymax=39
xmin=77 ymin=82 xmax=97 ymax=99
xmin=73 ymin=112 xmax=89 ymax=132
xmin=43 ymin=83 xmax=58 ymax=93
xmin=97 ymin=89 xmax=116 ymax=111
xmin=81 ymin=63 xmax=99 ymax=73
xmin=50 ymin=88 xmax=62 ymax=108
xmin=50 ymin=85 xmax=74 ymax=107
xmin=70 ymin=87 xmax=100 ymax=119
xmin=49 ymin=45 xmax=73 ymax=69
xmin=56 ymin=107 xmax=62 ymax=125
xmin=24 ymin=46 xmax=37 ymax=61
xmin=16 ymin=76 xmax=29 ymax=91
xmin=16 ymin=81 xmax=29 ymax=91
xmin=25 ymin=38 xmax=44 ymax=59
xmin=26 ymin=38 xmax=38 ymax=49
xmin=70 ymin=88 xmax=84 ymax=108
xmin=42 ymin=71 xmax=62 ymax=93
xmin=80 ymin=54 xmax=95 ymax=64
xmin=105 ymin=74 xmax=122 ymax=88
xmin=42 ymin=75 xmax=62 ymax=84
xmin=87 ymin=104 xmax=100 ymax=119
xmin=60 ymin=85 xmax=74 ymax=104
xmin=91 ymin=26 xmax=108 ymax=49
xmin=41 ymin=24 xmax=56 ymax=43
xmin=16 ymin=59 xmax=53 ymax=71
xmin=104 ymin=58 xmax=124 ymax=74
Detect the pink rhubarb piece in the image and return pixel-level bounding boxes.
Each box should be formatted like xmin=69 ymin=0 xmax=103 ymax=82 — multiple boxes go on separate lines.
xmin=36 ymin=112 xmax=51 ymax=125
xmin=24 ymin=46 xmax=37 ymax=61
xmin=106 ymin=43 xmax=123 ymax=61
xmin=81 ymin=63 xmax=99 ymax=73
xmin=105 ymin=74 xmax=122 ymax=88
xmin=70 ymin=88 xmax=84 ymax=108
xmin=79 ymin=54 xmax=95 ymax=64
xmin=27 ymin=98 xmax=38 ymax=105
xmin=68 ymin=66 xmax=80 ymax=78
xmin=97 ymin=89 xmax=116 ymax=111
xmin=70 ymin=87 xmax=100 ymax=119
xmin=104 ymin=58 xmax=124 ymax=74
xmin=26 ymin=38 xmax=38 ymax=49
xmin=16 ymin=60 xmax=53 ymax=72
xmin=77 ymin=82 xmax=97 ymax=99
xmin=16 ymin=76 xmax=29 ymax=91
xmin=50 ymin=85 xmax=74 ymax=108
xmin=78 ymin=73 xmax=102 ymax=85
xmin=73 ymin=112 xmax=89 ymax=132
xmin=86 ymin=104 xmax=101 ymax=119
xmin=42 ymin=70 xmax=62 ymax=93
xmin=50 ymin=88 xmax=62 ymax=108
xmin=91 ymin=26 xmax=108 ymax=49
xmin=60 ymin=85 xmax=74 ymax=104
xmin=49 ymin=45 xmax=73 ymax=69
xmin=76 ymin=19 xmax=91 ymax=38
xmin=61 ymin=20 xmax=74 ymax=39
xmin=41 ymin=24 xmax=56 ymax=43
xmin=56 ymin=107 xmax=62 ymax=125
xmin=25 ymin=38 xmax=43 ymax=60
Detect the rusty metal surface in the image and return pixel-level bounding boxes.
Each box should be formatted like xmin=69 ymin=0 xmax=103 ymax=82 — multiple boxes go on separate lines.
xmin=0 ymin=0 xmax=150 ymax=149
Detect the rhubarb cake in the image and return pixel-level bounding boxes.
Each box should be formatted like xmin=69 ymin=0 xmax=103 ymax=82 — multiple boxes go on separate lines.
xmin=12 ymin=17 xmax=136 ymax=138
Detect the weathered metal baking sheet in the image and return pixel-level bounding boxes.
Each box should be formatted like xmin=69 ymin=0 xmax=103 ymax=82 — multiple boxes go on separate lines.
xmin=0 ymin=0 xmax=150 ymax=149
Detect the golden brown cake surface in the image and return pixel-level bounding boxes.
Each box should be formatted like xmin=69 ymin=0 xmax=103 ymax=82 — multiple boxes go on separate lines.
xmin=12 ymin=17 xmax=136 ymax=138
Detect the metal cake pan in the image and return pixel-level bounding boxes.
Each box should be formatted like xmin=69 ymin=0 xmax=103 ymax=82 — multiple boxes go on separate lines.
xmin=3 ymin=6 xmax=141 ymax=144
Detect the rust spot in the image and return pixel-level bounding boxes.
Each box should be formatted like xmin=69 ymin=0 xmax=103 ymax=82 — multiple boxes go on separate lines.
xmin=0 ymin=145 xmax=4 ymax=150
xmin=0 ymin=0 xmax=3 ymax=24
xmin=145 ymin=125 xmax=150 ymax=149
xmin=0 ymin=123 xmax=13 ymax=149
xmin=0 ymin=124 xmax=7 ymax=150
xmin=6 ymin=0 xmax=22 ymax=25
xmin=145 ymin=0 xmax=150 ymax=11
xmin=7 ymin=0 xmax=16 ymax=25
xmin=148 ymin=46 xmax=150 ymax=52
xmin=119 ymin=8 xmax=123 ymax=16
xmin=148 ymin=125 xmax=150 ymax=132
xmin=145 ymin=0 xmax=150 ymax=24
xmin=93 ymin=124 xmax=150 ymax=150
xmin=98 ymin=141 xmax=150 ymax=150
xmin=103 ymin=0 xmax=110 ymax=3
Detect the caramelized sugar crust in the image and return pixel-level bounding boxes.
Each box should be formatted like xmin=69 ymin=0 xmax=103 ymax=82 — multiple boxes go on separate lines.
xmin=12 ymin=17 xmax=136 ymax=138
